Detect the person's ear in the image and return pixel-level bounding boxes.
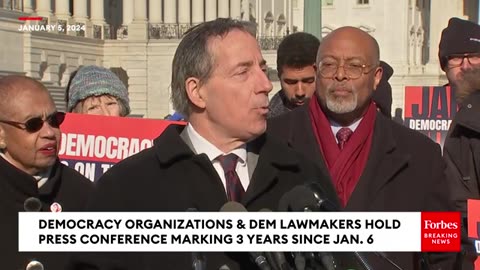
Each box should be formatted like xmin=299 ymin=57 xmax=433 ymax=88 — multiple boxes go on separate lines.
xmin=373 ymin=66 xmax=383 ymax=91
xmin=0 ymin=126 xmax=7 ymax=150
xmin=185 ymin=77 xmax=206 ymax=109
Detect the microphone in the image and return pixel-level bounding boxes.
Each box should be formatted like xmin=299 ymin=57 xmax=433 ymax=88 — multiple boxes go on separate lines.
xmin=278 ymin=183 xmax=337 ymax=212
xmin=259 ymin=208 xmax=291 ymax=270
xmin=278 ymin=184 xmax=376 ymax=270
xmin=187 ymin=208 xmax=206 ymax=270
xmin=219 ymin=201 xmax=246 ymax=212
xmin=24 ymin=197 xmax=42 ymax=212
xmin=219 ymin=202 xmax=272 ymax=270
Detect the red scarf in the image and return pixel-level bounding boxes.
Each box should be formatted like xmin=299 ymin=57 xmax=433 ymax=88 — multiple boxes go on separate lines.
xmin=309 ymin=97 xmax=376 ymax=207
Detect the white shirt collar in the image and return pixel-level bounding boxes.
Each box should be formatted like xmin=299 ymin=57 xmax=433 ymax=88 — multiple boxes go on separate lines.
xmin=186 ymin=124 xmax=247 ymax=164
xmin=329 ymin=117 xmax=362 ymax=143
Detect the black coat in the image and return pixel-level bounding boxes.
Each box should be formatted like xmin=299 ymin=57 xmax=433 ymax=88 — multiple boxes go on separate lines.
xmin=0 ymin=157 xmax=93 ymax=270
xmin=443 ymin=91 xmax=480 ymax=269
xmin=268 ymin=104 xmax=457 ymax=270
xmin=69 ymin=124 xmax=338 ymax=270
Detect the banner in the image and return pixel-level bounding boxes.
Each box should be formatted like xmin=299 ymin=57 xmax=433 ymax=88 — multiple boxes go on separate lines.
xmin=58 ymin=113 xmax=185 ymax=181
xmin=468 ymin=200 xmax=480 ymax=269
xmin=18 ymin=212 xmax=460 ymax=252
xmin=404 ymin=86 xmax=457 ymax=148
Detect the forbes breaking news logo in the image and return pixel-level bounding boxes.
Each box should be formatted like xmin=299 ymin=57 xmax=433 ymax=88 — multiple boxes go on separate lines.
xmin=421 ymin=212 xmax=461 ymax=252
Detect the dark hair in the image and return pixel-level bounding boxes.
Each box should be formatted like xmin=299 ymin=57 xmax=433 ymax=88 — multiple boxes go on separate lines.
xmin=276 ymin=32 xmax=320 ymax=76
xmin=170 ymin=18 xmax=256 ymax=119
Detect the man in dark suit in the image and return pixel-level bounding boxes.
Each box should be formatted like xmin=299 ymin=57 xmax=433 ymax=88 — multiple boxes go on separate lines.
xmin=268 ymin=26 xmax=456 ymax=270
xmin=70 ymin=18 xmax=337 ymax=270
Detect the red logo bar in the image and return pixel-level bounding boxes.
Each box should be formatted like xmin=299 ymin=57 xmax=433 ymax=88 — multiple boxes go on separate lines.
xmin=421 ymin=212 xmax=461 ymax=252
xmin=18 ymin=17 xmax=43 ymax=21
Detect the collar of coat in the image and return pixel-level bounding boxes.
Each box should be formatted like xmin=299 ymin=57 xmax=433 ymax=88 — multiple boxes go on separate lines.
xmin=0 ymin=157 xmax=63 ymax=204
xmin=455 ymin=91 xmax=480 ymax=133
xmin=152 ymin=124 xmax=301 ymax=169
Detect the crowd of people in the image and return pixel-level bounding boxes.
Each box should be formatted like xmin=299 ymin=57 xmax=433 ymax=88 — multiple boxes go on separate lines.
xmin=0 ymin=16 xmax=479 ymax=270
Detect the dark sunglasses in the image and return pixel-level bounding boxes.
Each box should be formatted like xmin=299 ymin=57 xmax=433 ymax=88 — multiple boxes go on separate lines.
xmin=0 ymin=112 xmax=66 ymax=133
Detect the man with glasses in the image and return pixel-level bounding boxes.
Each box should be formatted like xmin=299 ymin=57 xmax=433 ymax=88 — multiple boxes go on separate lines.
xmin=269 ymin=26 xmax=456 ymax=269
xmin=439 ymin=17 xmax=480 ymax=269
xmin=0 ymin=75 xmax=93 ymax=270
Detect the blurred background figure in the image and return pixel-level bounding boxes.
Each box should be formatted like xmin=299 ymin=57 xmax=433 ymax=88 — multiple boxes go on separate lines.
xmin=268 ymin=32 xmax=320 ymax=118
xmin=163 ymin=111 xmax=186 ymax=121
xmin=66 ymin=65 xmax=130 ymax=117
xmin=0 ymin=75 xmax=93 ymax=270
xmin=372 ymin=60 xmax=394 ymax=118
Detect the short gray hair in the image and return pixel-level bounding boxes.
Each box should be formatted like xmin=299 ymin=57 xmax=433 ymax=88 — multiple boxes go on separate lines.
xmin=170 ymin=18 xmax=256 ymax=119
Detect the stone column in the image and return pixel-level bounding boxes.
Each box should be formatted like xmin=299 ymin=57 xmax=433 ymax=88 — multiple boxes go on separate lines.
xmin=35 ymin=0 xmax=52 ymax=17
xmin=73 ymin=0 xmax=88 ymax=20
xmin=149 ymin=0 xmax=163 ymax=23
xmin=192 ymin=0 xmax=204 ymax=24
xmin=205 ymin=0 xmax=217 ymax=21
xmin=218 ymin=0 xmax=229 ymax=18
xmin=164 ymin=0 xmax=177 ymax=23
xmin=230 ymin=0 xmax=241 ymax=20
xmin=178 ymin=0 xmax=191 ymax=23
xmin=241 ymin=0 xmax=250 ymax=21
xmin=133 ymin=0 xmax=147 ymax=21
xmin=122 ymin=0 xmax=134 ymax=25
xmin=23 ymin=0 xmax=33 ymax=13
xmin=129 ymin=0 xmax=148 ymax=40
xmin=91 ymin=0 xmax=105 ymax=23
xmin=73 ymin=0 xmax=90 ymax=37
xmin=91 ymin=0 xmax=106 ymax=39
xmin=55 ymin=0 xmax=70 ymax=19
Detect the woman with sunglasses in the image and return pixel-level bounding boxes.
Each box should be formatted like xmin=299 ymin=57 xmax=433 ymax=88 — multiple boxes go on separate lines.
xmin=0 ymin=75 xmax=93 ymax=270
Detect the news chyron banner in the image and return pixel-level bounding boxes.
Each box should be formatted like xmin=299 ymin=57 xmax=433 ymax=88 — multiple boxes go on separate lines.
xmin=19 ymin=212 xmax=461 ymax=252
xmin=58 ymin=113 xmax=185 ymax=181
xmin=468 ymin=200 xmax=480 ymax=269
xmin=404 ymin=86 xmax=457 ymax=148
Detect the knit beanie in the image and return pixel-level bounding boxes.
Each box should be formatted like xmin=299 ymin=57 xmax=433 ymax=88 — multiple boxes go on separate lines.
xmin=67 ymin=65 xmax=130 ymax=114
xmin=438 ymin=17 xmax=480 ymax=70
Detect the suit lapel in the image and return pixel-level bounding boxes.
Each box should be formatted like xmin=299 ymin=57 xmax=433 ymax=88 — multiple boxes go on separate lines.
xmin=290 ymin=106 xmax=331 ymax=178
xmin=242 ymin=135 xmax=298 ymax=206
xmin=347 ymin=114 xmax=410 ymax=210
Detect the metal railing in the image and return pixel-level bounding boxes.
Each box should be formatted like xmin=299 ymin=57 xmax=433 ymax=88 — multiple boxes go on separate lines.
xmin=149 ymin=23 xmax=193 ymax=39
xmin=257 ymin=36 xmax=285 ymax=50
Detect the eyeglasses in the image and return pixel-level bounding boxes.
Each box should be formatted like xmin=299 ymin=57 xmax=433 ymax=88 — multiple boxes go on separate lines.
xmin=446 ymin=53 xmax=480 ymax=69
xmin=0 ymin=112 xmax=65 ymax=133
xmin=318 ymin=61 xmax=377 ymax=79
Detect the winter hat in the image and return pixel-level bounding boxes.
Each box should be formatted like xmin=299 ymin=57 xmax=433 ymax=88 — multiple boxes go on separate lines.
xmin=67 ymin=65 xmax=130 ymax=114
xmin=373 ymin=61 xmax=394 ymax=118
xmin=439 ymin=17 xmax=480 ymax=70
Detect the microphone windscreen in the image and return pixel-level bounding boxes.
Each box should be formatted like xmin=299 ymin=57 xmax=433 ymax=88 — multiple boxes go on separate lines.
xmin=24 ymin=197 xmax=42 ymax=212
xmin=220 ymin=201 xmax=247 ymax=212
xmin=278 ymin=185 xmax=317 ymax=211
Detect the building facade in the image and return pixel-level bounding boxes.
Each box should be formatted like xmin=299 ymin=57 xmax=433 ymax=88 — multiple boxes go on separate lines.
xmin=0 ymin=0 xmax=477 ymax=117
